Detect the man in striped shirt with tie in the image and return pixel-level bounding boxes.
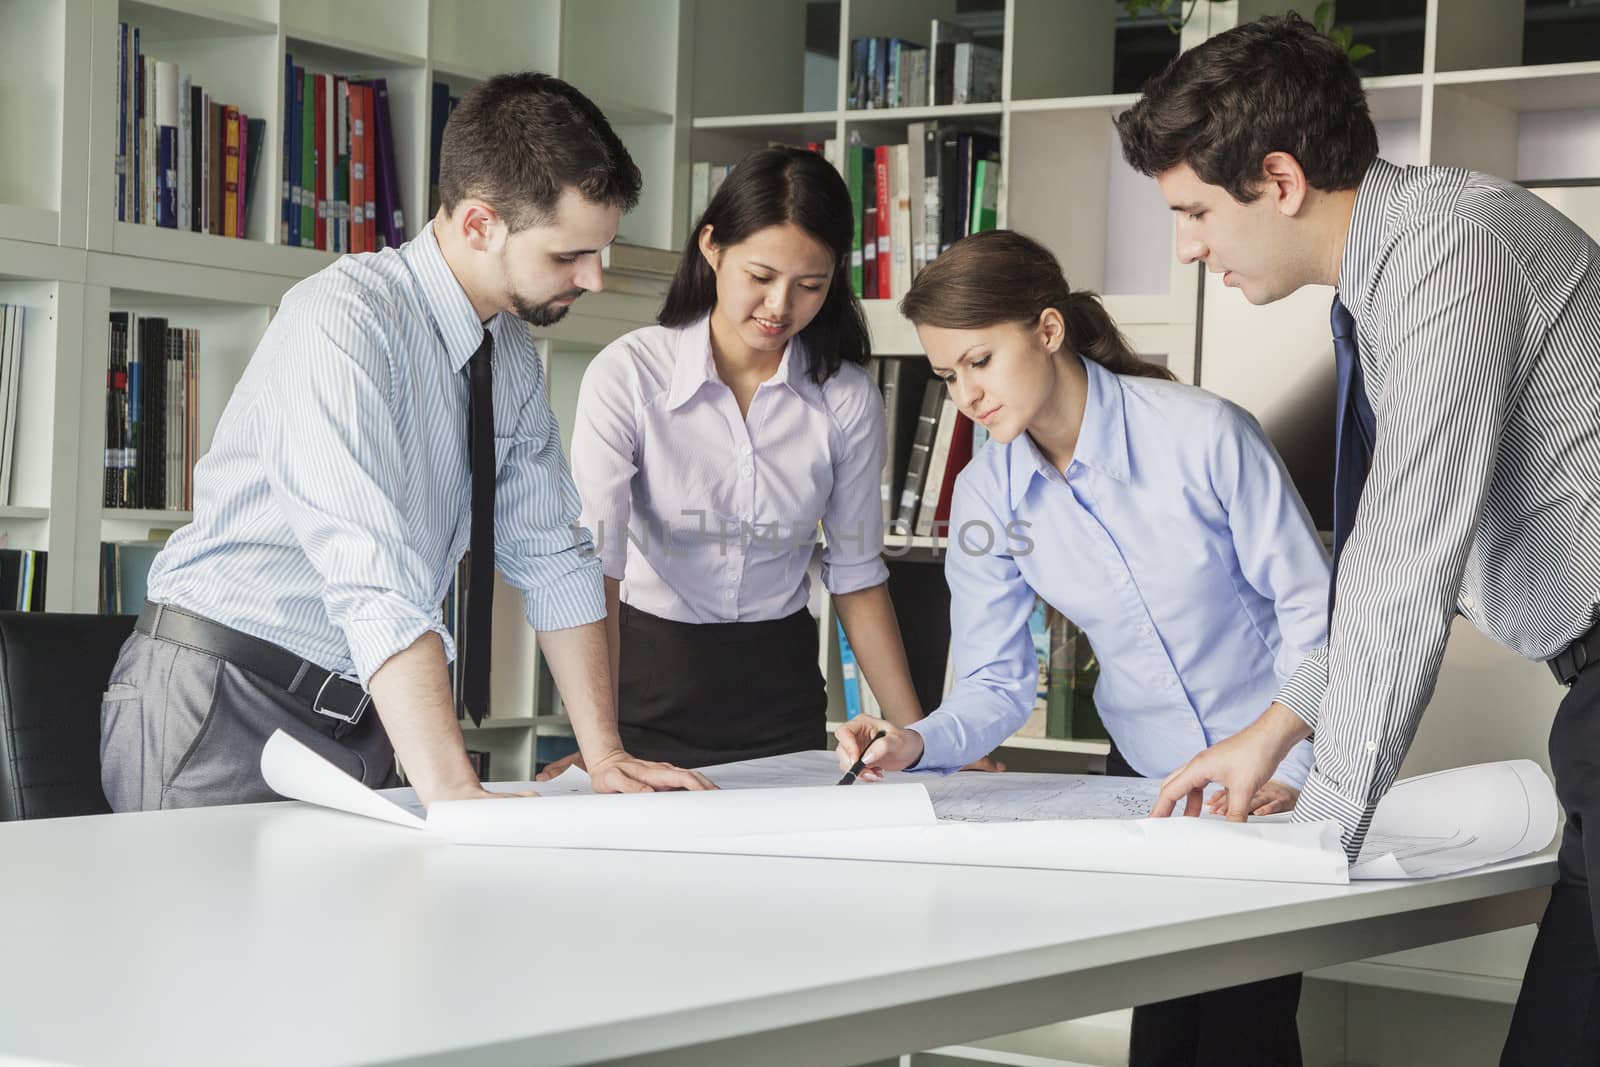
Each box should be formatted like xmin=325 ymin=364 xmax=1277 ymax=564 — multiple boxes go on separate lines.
xmin=100 ymin=74 xmax=712 ymax=816
xmin=1119 ymin=14 xmax=1600 ymax=1065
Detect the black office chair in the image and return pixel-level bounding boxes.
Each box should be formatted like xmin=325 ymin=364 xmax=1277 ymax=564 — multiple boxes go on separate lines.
xmin=0 ymin=611 xmax=136 ymax=820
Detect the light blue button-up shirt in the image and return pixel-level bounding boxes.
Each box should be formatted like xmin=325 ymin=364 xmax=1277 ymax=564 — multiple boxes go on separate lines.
xmin=908 ymin=357 xmax=1329 ymax=784
xmin=146 ymin=221 xmax=605 ymax=685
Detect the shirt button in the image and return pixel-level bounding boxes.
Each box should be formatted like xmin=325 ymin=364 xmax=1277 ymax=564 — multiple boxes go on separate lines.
xmin=741 ymin=445 xmax=753 ymax=457
xmin=1365 ymin=740 xmax=1377 ymax=753
xmin=1117 ymin=575 xmax=1131 ymax=588
xmin=741 ymin=466 xmax=753 ymax=478
xmin=724 ymin=589 xmax=736 ymax=599
xmin=1138 ymin=624 xmax=1153 ymax=638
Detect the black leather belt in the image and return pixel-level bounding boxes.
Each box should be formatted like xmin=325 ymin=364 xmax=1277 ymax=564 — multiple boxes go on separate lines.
xmin=1549 ymin=620 xmax=1600 ymax=688
xmin=137 ymin=602 xmax=372 ymax=725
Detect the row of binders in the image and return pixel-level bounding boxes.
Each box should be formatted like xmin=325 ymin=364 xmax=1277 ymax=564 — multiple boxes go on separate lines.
xmin=836 ymin=600 xmax=1104 ymax=742
xmin=281 ymin=56 xmax=406 ymax=253
xmin=0 ymin=306 xmax=27 ymax=507
xmin=100 ymin=541 xmax=162 ymax=616
xmin=114 ymin=23 xmax=265 ymax=236
xmin=873 ymin=359 xmax=987 ymax=539
xmin=848 ymin=125 xmax=1001 ymax=301
xmin=687 ymin=124 xmax=1002 ymax=302
xmin=0 ymin=550 xmax=48 ymax=612
xmin=847 ymin=20 xmax=1001 ymax=110
xmin=104 ymin=313 xmax=199 ymax=512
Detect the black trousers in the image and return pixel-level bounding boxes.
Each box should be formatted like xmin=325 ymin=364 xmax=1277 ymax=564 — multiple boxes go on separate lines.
xmin=1106 ymin=747 xmax=1304 ymax=1067
xmin=616 ymin=602 xmax=827 ymax=769
xmin=1501 ymin=662 xmax=1600 ymax=1065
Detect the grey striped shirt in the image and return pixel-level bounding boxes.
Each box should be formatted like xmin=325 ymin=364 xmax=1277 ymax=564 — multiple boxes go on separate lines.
xmin=146 ymin=221 xmax=604 ymax=686
xmin=1291 ymin=159 xmax=1600 ymax=859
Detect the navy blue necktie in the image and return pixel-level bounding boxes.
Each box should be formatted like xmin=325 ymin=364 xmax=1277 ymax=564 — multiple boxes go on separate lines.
xmin=1330 ymin=294 xmax=1375 ymax=614
xmin=461 ymin=329 xmax=495 ymax=726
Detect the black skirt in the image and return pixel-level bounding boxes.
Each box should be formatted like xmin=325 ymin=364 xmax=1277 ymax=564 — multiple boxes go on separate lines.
xmin=617 ymin=601 xmax=827 ymax=768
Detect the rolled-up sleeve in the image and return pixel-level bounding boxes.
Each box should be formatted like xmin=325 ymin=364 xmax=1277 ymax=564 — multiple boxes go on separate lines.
xmin=494 ymin=344 xmax=606 ymax=632
xmin=907 ymin=472 xmax=1035 ymax=771
xmin=261 ymin=288 xmax=451 ymax=685
xmin=819 ymin=365 xmax=890 ymax=595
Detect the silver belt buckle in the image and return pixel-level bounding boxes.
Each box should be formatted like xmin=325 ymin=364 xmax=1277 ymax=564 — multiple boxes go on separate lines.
xmin=313 ymin=672 xmax=371 ymax=725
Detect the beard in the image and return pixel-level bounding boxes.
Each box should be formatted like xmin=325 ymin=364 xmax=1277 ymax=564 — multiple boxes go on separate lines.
xmin=511 ymin=289 xmax=584 ymax=326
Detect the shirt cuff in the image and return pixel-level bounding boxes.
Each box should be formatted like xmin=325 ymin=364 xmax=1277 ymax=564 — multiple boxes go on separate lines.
xmin=1292 ymin=767 xmax=1378 ymax=863
xmin=342 ymin=594 xmax=455 ymax=687
xmin=523 ymin=556 xmax=607 ymax=631
xmin=1274 ymin=652 xmax=1328 ymax=729
xmin=905 ymin=712 xmax=968 ymax=774
xmin=821 ymin=555 xmax=890 ymax=597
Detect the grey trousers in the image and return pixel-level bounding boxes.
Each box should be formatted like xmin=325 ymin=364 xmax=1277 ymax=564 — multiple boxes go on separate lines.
xmin=99 ymin=630 xmax=398 ymax=812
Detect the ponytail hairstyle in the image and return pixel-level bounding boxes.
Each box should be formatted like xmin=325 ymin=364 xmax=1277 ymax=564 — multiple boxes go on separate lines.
xmin=660 ymin=146 xmax=870 ymax=385
xmin=899 ymin=229 xmax=1174 ymax=382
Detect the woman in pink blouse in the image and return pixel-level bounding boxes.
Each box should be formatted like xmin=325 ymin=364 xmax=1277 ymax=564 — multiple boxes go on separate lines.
xmin=550 ymin=147 xmax=931 ymax=768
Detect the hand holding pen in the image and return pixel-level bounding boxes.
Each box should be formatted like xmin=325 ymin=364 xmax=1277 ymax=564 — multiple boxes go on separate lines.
xmin=832 ymin=715 xmax=926 ymax=779
xmin=837 ymin=730 xmax=886 ymax=785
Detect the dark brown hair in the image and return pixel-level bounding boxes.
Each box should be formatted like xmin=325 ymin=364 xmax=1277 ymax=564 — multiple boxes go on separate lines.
xmin=660 ymin=147 xmax=869 ymax=385
xmin=1115 ymin=13 xmax=1378 ymax=203
xmin=899 ymin=230 xmax=1174 ymax=381
xmin=439 ymin=72 xmax=642 ymax=231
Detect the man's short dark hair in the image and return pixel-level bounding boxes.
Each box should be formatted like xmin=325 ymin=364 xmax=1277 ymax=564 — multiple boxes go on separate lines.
xmin=439 ymin=72 xmax=642 ymax=231
xmin=1116 ymin=13 xmax=1379 ymax=202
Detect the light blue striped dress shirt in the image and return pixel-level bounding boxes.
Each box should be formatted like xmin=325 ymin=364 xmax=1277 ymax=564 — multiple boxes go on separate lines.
xmin=908 ymin=357 xmax=1330 ymax=784
xmin=146 ymin=221 xmax=605 ymax=686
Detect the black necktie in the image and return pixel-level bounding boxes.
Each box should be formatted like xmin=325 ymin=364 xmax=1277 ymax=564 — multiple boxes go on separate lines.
xmin=1330 ymin=294 xmax=1376 ymax=616
xmin=462 ymin=328 xmax=495 ymax=726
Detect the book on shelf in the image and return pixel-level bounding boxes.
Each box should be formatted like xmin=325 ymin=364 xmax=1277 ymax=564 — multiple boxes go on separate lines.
xmin=835 ymin=617 xmax=862 ymax=719
xmin=428 ymin=82 xmax=461 ymax=220
xmin=535 ymin=734 xmax=579 ymax=773
xmin=847 ymin=25 xmax=996 ymax=110
xmin=0 ymin=549 xmax=47 ymax=612
xmin=99 ymin=540 xmax=164 ymax=615
xmin=843 ymin=128 xmax=1001 ymax=299
xmin=103 ymin=313 xmax=198 ymax=511
xmin=1016 ymin=598 xmax=1052 ymax=737
xmin=115 ymin=22 xmax=260 ymax=238
xmin=877 ymin=358 xmax=935 ymax=530
xmin=1046 ymin=607 xmax=1104 ymax=741
xmin=0 ymin=304 xmax=25 ymax=507
xmin=277 ymin=57 xmax=407 ymax=253
xmin=895 ymin=378 xmax=944 ymax=532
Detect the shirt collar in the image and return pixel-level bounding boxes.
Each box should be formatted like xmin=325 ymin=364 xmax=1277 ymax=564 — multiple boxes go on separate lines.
xmin=1006 ymin=356 xmax=1131 ymax=510
xmin=402 ymin=220 xmax=495 ymax=372
xmin=666 ymin=314 xmax=826 ymax=413
xmin=1337 ymin=157 xmax=1406 ymax=316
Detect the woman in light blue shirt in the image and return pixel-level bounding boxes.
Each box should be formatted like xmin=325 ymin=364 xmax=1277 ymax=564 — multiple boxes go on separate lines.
xmin=833 ymin=229 xmax=1329 ymax=1067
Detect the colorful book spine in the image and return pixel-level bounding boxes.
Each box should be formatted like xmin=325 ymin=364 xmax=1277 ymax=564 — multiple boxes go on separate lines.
xmin=837 ymin=619 xmax=862 ymax=719
xmin=370 ymin=78 xmax=404 ymax=248
xmin=299 ymin=67 xmax=315 ymax=244
xmin=154 ymin=60 xmax=179 ymax=229
xmin=222 ymin=105 xmax=240 ymax=238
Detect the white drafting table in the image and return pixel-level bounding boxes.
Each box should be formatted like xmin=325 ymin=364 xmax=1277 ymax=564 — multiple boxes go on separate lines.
xmin=0 ymin=801 xmax=1555 ymax=1067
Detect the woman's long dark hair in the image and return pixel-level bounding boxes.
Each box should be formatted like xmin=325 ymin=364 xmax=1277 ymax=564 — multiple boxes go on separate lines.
xmin=660 ymin=147 xmax=870 ymax=385
xmin=899 ymin=229 xmax=1174 ymax=381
